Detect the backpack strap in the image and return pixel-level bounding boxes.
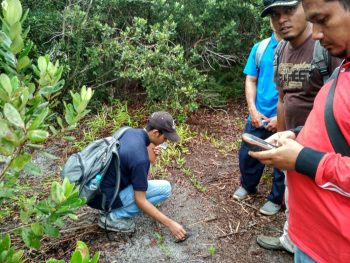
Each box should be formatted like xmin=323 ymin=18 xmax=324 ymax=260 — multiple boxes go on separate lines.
xmin=255 ymin=37 xmax=271 ymax=72
xmin=112 ymin=126 xmax=131 ymax=140
xmin=312 ymin=40 xmax=330 ymax=83
xmin=273 ymin=40 xmax=287 ymax=87
xmin=324 ymin=61 xmax=350 ymax=157
xmin=105 ymin=126 xmax=131 ymax=212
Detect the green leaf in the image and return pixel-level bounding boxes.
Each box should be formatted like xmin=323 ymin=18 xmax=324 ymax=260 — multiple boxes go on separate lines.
xmin=20 ymin=209 xmax=32 ymax=224
xmin=47 ymin=259 xmax=64 ymax=263
xmin=9 ymin=21 xmax=22 ymax=40
xmin=12 ymin=249 xmax=24 ymax=262
xmin=0 ymin=185 xmax=15 ymax=198
xmin=27 ymin=143 xmax=44 ymax=149
xmin=2 ymin=0 xmax=23 ymax=26
xmin=0 ymin=74 xmax=12 ymax=96
xmin=0 ymin=30 xmax=11 ymax=47
xmin=31 ymin=222 xmax=44 ymax=236
xmin=28 ymin=107 xmax=49 ymax=130
xmin=10 ymin=34 xmax=24 ymax=54
xmin=62 ymin=177 xmax=76 ymax=196
xmin=19 ymin=87 xmax=29 ymax=110
xmin=16 ymin=55 xmax=30 ymax=71
xmin=67 ymin=214 xmax=78 ymax=220
xmin=49 ymin=125 xmax=58 ymax=135
xmin=10 ymin=75 xmax=18 ymax=91
xmin=40 ymin=151 xmax=59 ymax=160
xmin=35 ymin=202 xmax=51 ymax=215
xmin=24 ymin=162 xmax=42 ymax=176
xmin=75 ymin=241 xmax=90 ymax=263
xmin=43 ymin=223 xmax=60 ymax=238
xmin=63 ymin=136 xmax=76 ymax=141
xmin=0 ymin=86 xmax=10 ymax=101
xmin=4 ymin=103 xmax=24 ymax=129
xmin=0 ymin=234 xmax=11 ymax=250
xmin=90 ymin=252 xmax=101 ymax=263
xmin=10 ymin=153 xmax=31 ymax=172
xmin=27 ymin=129 xmax=49 ymax=143
xmin=19 ymin=40 xmax=32 ymax=59
xmin=19 ymin=8 xmax=28 ymax=24
xmin=37 ymin=56 xmax=47 ymax=73
xmin=0 ymin=138 xmax=15 ymax=156
xmin=70 ymin=251 xmax=83 ymax=263
xmin=0 ymin=121 xmax=11 ymax=138
xmin=20 ymin=227 xmax=40 ymax=249
xmin=38 ymin=81 xmax=64 ymax=97
xmin=56 ymin=116 xmax=64 ymax=130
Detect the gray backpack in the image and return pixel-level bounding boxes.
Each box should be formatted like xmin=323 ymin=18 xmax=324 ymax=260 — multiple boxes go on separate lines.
xmin=61 ymin=126 xmax=130 ymax=211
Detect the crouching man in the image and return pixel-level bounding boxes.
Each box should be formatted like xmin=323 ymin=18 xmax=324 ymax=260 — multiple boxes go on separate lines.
xmin=89 ymin=111 xmax=187 ymax=241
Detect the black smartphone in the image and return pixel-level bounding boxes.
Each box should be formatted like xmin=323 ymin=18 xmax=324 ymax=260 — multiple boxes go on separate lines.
xmin=242 ymin=133 xmax=277 ymax=152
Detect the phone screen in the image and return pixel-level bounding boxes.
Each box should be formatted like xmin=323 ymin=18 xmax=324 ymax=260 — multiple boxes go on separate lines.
xmin=242 ymin=133 xmax=277 ymax=151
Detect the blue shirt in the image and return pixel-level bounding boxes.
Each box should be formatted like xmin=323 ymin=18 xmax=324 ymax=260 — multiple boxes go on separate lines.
xmin=89 ymin=128 xmax=150 ymax=209
xmin=243 ymin=33 xmax=279 ymax=120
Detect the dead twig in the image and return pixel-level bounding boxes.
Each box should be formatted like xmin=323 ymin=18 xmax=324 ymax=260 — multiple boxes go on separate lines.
xmin=188 ymin=217 xmax=217 ymax=227
xmin=235 ymin=221 xmax=240 ymax=233
xmin=60 ymin=223 xmax=96 ymax=234
xmin=229 ymin=199 xmax=259 ymax=212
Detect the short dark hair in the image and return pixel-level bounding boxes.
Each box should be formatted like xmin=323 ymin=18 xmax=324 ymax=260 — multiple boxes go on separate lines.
xmin=326 ymin=0 xmax=350 ymax=10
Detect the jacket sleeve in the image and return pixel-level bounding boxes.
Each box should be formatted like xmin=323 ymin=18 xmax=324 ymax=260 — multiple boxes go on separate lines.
xmin=296 ymin=148 xmax=350 ymax=197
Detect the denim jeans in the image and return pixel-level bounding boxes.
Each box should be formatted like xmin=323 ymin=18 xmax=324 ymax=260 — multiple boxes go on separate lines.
xmin=294 ymin=247 xmax=316 ymax=263
xmin=111 ymin=180 xmax=171 ymax=219
xmin=239 ymin=121 xmax=285 ymax=204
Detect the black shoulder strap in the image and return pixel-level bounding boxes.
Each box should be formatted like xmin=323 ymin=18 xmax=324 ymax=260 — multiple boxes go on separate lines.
xmin=312 ymin=40 xmax=330 ymax=83
xmin=324 ymin=61 xmax=350 ymax=157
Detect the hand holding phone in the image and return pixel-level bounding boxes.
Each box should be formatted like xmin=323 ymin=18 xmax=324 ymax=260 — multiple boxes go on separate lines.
xmin=242 ymin=133 xmax=277 ymax=152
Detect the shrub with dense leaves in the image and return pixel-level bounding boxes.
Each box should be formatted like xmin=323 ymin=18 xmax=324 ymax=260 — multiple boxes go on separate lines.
xmin=22 ymin=0 xmax=268 ymax=107
xmin=0 ymin=0 xmax=98 ymax=261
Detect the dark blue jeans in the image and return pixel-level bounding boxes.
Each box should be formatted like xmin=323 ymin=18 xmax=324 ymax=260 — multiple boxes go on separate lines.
xmin=238 ymin=121 xmax=285 ymax=204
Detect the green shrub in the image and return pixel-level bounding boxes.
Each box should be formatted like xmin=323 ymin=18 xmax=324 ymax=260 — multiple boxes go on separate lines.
xmin=0 ymin=0 xmax=96 ymax=261
xmin=22 ymin=0 xmax=267 ymax=107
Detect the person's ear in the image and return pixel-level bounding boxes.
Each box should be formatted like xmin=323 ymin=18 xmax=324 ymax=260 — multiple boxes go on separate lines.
xmin=153 ymin=129 xmax=161 ymax=136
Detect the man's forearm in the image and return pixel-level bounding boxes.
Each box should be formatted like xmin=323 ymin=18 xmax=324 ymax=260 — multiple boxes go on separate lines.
xmin=245 ymin=76 xmax=258 ymax=114
xmin=136 ymin=198 xmax=172 ymax=227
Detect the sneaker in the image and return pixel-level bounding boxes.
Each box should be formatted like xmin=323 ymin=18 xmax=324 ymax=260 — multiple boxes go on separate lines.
xmin=98 ymin=214 xmax=136 ymax=233
xmin=257 ymin=235 xmax=286 ymax=251
xmin=233 ymin=186 xmax=248 ymax=201
xmin=259 ymin=201 xmax=281 ymax=215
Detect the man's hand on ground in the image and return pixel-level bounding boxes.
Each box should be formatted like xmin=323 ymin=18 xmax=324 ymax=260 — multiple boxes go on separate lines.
xmin=167 ymin=220 xmax=187 ymax=241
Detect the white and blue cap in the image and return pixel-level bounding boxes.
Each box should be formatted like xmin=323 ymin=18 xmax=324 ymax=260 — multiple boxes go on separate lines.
xmin=261 ymin=0 xmax=300 ymax=17
xmin=148 ymin=111 xmax=180 ymax=142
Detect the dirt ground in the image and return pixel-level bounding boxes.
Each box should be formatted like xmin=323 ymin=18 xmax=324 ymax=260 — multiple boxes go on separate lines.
xmin=29 ymin=101 xmax=293 ymax=262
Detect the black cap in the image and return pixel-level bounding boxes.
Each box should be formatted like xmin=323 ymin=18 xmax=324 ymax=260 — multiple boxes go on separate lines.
xmin=148 ymin=112 xmax=180 ymax=142
xmin=261 ymin=0 xmax=299 ymax=17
